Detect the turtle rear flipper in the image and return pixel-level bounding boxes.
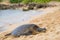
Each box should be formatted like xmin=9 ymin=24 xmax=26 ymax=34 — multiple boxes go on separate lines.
xmin=5 ymin=33 xmax=11 ymax=36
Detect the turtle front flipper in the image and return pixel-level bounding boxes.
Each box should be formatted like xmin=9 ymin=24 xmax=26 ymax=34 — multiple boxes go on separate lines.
xmin=22 ymin=31 xmax=32 ymax=36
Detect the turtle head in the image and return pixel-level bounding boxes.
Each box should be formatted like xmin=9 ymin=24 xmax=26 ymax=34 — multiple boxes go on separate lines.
xmin=36 ymin=28 xmax=46 ymax=32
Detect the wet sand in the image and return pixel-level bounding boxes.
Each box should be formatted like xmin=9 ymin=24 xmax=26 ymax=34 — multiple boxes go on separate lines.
xmin=0 ymin=7 xmax=60 ymax=40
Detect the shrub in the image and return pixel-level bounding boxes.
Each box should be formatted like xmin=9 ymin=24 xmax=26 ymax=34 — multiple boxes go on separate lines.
xmin=10 ymin=0 xmax=60 ymax=4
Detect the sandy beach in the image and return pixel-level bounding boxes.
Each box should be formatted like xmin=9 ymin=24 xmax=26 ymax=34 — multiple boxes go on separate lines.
xmin=0 ymin=6 xmax=60 ymax=40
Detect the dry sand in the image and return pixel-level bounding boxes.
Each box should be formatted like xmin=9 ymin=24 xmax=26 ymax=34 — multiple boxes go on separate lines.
xmin=0 ymin=7 xmax=60 ymax=40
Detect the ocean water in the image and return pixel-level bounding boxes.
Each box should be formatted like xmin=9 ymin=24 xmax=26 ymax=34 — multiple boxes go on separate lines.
xmin=0 ymin=9 xmax=44 ymax=32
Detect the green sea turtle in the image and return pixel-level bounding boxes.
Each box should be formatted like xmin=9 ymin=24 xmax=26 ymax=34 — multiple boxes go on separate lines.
xmin=5 ymin=24 xmax=46 ymax=37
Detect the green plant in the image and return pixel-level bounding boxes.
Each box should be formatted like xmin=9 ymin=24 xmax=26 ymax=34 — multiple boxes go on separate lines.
xmin=34 ymin=0 xmax=51 ymax=3
xmin=0 ymin=0 xmax=2 ymax=2
xmin=56 ymin=0 xmax=60 ymax=1
xmin=22 ymin=0 xmax=31 ymax=4
xmin=10 ymin=0 xmax=23 ymax=3
xmin=10 ymin=0 xmax=60 ymax=4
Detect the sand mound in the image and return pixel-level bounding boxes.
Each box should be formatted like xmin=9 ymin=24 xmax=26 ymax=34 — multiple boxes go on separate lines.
xmin=0 ymin=7 xmax=60 ymax=40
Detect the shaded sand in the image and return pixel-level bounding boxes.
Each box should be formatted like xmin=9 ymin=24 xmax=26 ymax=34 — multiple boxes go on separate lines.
xmin=0 ymin=7 xmax=60 ymax=40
